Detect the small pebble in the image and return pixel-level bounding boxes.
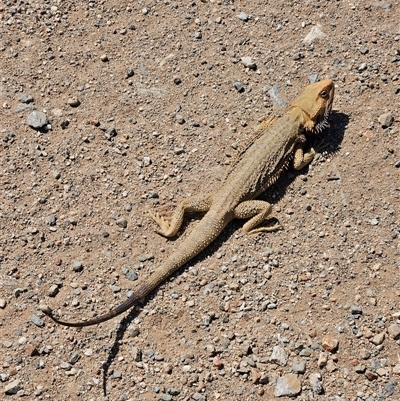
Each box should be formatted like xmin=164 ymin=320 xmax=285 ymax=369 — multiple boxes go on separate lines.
xmin=46 ymin=215 xmax=56 ymax=226
xmin=143 ymin=156 xmax=152 ymax=166
xmin=205 ymin=344 xmax=216 ymax=356
xmin=213 ymin=356 xmax=224 ymax=369
xmin=112 ymin=371 xmax=122 ymax=379
xmin=274 ymin=373 xmax=301 ymax=397
xmin=371 ymin=332 xmax=385 ymax=345
xmin=388 ymin=323 xmax=400 ymax=340
xmin=110 ymin=285 xmax=121 ymax=293
xmin=67 ymin=97 xmax=80 ymax=107
xmin=131 ymin=346 xmax=142 ymax=361
xmin=386 ymin=383 xmax=396 ymax=396
xmin=259 ymin=373 xmax=269 ymax=384
xmin=360 ymin=348 xmax=371 ymax=360
xmin=379 ymin=112 xmax=394 ymax=128
xmin=14 ymin=288 xmax=26 ymax=297
xmin=20 ymin=94 xmax=34 ymax=104
xmin=237 ymin=12 xmax=249 ymax=21
xmin=69 ymin=352 xmax=80 ymax=364
xmin=350 ymin=304 xmax=363 ymax=315
xmin=0 ymin=374 xmax=9 ymax=382
xmin=365 ymin=370 xmax=378 ymax=380
xmin=105 ymin=125 xmax=117 ymax=139
xmin=269 ymin=345 xmax=288 ymax=366
xmin=116 ymin=218 xmax=128 ymax=228
xmin=72 ymin=260 xmax=83 ymax=272
xmin=269 ymin=85 xmax=285 ymax=108
xmin=299 ymin=348 xmax=312 ymax=357
xmin=4 ymin=379 xmax=21 ymax=395
xmin=317 ymin=352 xmax=328 ymax=368
xmin=309 ymin=373 xmax=324 ymax=394
xmin=47 ymin=284 xmax=59 ymax=297
xmin=84 ymin=349 xmax=93 ymax=356
xmin=181 ymin=364 xmax=191 ymax=373
xmin=291 ymin=358 xmax=306 ymax=374
xmin=241 ymin=56 xmax=256 ymax=69
xmin=31 ymin=315 xmax=44 ymax=328
xmin=176 ymin=114 xmax=185 ymax=124
xmin=27 ymin=111 xmax=48 ymax=129
xmin=251 ymin=367 xmax=261 ymax=384
xmin=376 ymin=367 xmax=388 ymax=376
xmin=125 ymin=270 xmax=138 ymax=281
xmin=321 ymin=335 xmax=339 ymax=352
xmin=17 ymin=336 xmax=26 ymax=345
xmin=354 ymin=364 xmax=366 ymax=373
xmin=192 ymin=393 xmax=206 ymax=401
xmin=25 ymin=344 xmax=39 ymax=356
xmin=326 ymin=359 xmax=337 ymax=373
xmin=233 ymin=82 xmax=245 ymax=93
xmin=164 ymin=363 xmax=173 ymax=374
xmin=303 ymin=25 xmax=327 ymax=45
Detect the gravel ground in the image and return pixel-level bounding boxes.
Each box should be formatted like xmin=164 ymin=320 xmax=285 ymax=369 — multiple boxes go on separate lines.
xmin=1 ymin=1 xmax=400 ymax=400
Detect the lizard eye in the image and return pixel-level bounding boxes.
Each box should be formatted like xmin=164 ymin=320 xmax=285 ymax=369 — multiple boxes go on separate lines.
xmin=320 ymin=90 xmax=329 ymax=99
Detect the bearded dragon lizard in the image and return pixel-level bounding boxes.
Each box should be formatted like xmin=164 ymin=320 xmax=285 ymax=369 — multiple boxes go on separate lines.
xmin=45 ymin=79 xmax=334 ymax=327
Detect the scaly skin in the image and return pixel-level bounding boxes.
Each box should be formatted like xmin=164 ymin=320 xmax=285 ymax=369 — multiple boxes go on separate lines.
xmin=45 ymin=79 xmax=335 ymax=327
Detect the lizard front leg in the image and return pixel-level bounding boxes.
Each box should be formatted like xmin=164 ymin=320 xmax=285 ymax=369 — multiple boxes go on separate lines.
xmin=233 ymin=200 xmax=281 ymax=235
xmin=293 ymin=139 xmax=328 ymax=170
xmin=149 ymin=193 xmax=213 ymax=238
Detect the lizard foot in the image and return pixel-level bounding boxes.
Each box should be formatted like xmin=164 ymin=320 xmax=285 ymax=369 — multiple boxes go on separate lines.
xmin=148 ymin=211 xmax=173 ymax=236
xmin=245 ymin=219 xmax=282 ymax=235
xmin=149 ymin=211 xmax=180 ymax=238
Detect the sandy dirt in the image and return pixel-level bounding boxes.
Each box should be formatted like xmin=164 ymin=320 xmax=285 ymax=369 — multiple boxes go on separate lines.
xmin=0 ymin=1 xmax=400 ymax=400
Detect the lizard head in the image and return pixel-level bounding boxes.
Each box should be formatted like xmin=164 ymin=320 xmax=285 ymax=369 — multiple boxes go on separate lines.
xmin=290 ymin=79 xmax=335 ymax=133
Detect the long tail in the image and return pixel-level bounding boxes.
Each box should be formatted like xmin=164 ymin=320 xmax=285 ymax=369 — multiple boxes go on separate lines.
xmin=45 ymin=282 xmax=149 ymax=327
xmin=45 ymin=211 xmax=227 ymax=327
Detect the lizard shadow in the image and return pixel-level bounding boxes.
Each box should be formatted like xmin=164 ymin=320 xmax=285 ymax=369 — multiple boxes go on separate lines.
xmin=101 ymin=308 xmax=139 ymax=395
xmin=100 ymin=110 xmax=348 ymax=396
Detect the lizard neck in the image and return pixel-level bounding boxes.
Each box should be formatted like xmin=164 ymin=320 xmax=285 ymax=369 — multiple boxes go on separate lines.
xmin=289 ymin=105 xmax=315 ymax=132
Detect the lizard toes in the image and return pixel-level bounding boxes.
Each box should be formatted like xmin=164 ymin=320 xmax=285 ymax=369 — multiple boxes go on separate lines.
xmin=149 ymin=211 xmax=171 ymax=233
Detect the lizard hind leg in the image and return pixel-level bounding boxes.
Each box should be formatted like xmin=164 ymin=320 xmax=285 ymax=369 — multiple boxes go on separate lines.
xmin=149 ymin=193 xmax=213 ymax=238
xmin=233 ymin=200 xmax=281 ymax=235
